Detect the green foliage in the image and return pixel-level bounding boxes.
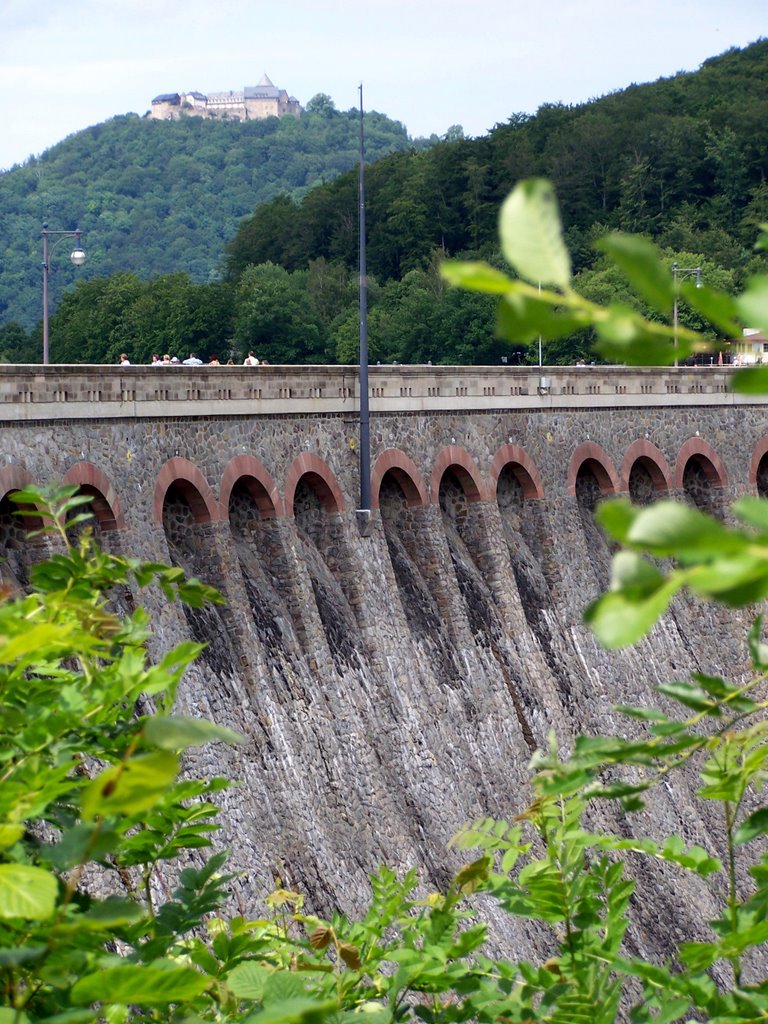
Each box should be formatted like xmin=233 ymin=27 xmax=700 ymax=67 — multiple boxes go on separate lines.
xmin=0 ymin=107 xmax=421 ymax=334
xmin=11 ymin=181 xmax=768 ymax=1024
xmin=225 ymin=40 xmax=768 ymax=351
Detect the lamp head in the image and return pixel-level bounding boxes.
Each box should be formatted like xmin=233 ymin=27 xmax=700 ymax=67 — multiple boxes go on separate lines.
xmin=70 ymin=246 xmax=86 ymax=267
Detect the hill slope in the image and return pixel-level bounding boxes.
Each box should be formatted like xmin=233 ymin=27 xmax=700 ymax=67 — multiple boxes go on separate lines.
xmin=226 ymin=40 xmax=768 ymax=286
xmin=0 ymin=105 xmax=424 ymax=330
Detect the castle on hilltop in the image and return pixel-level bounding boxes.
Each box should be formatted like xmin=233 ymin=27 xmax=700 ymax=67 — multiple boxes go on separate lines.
xmin=149 ymin=74 xmax=301 ymax=122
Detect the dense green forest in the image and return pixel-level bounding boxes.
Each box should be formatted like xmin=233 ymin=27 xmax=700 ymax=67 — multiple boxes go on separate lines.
xmin=0 ymin=98 xmax=424 ymax=333
xmin=2 ymin=41 xmax=767 ymax=364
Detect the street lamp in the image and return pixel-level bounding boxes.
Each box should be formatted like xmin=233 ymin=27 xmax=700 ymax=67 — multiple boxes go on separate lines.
xmin=41 ymin=224 xmax=86 ymax=365
xmin=672 ymin=262 xmax=702 ymax=366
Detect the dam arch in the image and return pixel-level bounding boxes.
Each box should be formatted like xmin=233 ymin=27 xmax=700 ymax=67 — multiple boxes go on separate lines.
xmin=621 ymin=441 xmax=672 ymax=505
xmin=220 ymin=455 xmax=283 ymax=520
xmin=675 ymin=438 xmax=727 ymax=515
xmin=153 ymin=457 xmax=219 ymax=525
xmin=62 ymin=462 xmax=125 ymax=532
xmin=0 ymin=467 xmax=44 ymax=589
xmin=567 ymin=442 xmax=621 ymax=497
xmin=371 ymin=449 xmax=428 ymax=509
xmin=430 ymin=445 xmax=485 ymax=506
xmin=490 ymin=444 xmax=544 ymax=502
xmin=284 ymin=454 xmax=344 ymax=517
xmin=749 ymin=436 xmax=768 ymax=496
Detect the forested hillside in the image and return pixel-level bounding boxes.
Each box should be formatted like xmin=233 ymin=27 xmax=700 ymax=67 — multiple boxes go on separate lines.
xmin=0 ymin=100 xmax=423 ymax=331
xmin=227 ymin=41 xmax=768 ymax=283
xmin=2 ymin=41 xmax=767 ymax=365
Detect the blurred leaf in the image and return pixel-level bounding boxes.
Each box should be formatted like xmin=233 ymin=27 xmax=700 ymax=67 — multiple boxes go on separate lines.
xmin=226 ymin=961 xmax=271 ymax=999
xmin=0 ymin=865 xmax=57 ymax=920
xmin=71 ymin=964 xmax=209 ymax=1006
xmin=593 ymin=307 xmax=692 ymax=365
xmin=731 ymin=366 xmax=768 ymax=393
xmin=584 ymin=578 xmax=682 ymax=648
xmin=735 ymin=808 xmax=768 ymax=844
xmin=144 ymin=716 xmax=242 ymax=751
xmin=610 ymin=551 xmax=666 ymax=599
xmin=733 ymin=497 xmax=768 ymax=531
xmin=626 ymin=501 xmax=741 ymax=558
xmin=681 ymin=282 xmax=741 ymax=336
xmin=496 ymin=290 xmax=587 ymax=343
xmin=596 ymin=233 xmax=673 ymax=313
xmin=736 ymin=276 xmax=768 ymax=336
xmin=595 ymin=499 xmax=640 ymax=544
xmin=498 ymin=179 xmax=571 ymax=288
xmin=80 ymin=751 xmax=179 ymax=821
xmin=440 ymin=260 xmax=514 ymax=294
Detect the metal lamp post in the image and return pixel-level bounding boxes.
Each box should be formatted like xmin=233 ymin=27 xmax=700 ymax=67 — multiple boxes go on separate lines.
xmin=672 ymin=262 xmax=702 ymax=366
xmin=42 ymin=224 xmax=86 ymax=365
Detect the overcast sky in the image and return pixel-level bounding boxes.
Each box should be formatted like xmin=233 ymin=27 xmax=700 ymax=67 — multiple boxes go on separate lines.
xmin=0 ymin=0 xmax=765 ymax=172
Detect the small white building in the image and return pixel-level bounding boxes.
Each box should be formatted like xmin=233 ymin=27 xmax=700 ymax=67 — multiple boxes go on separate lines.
xmin=730 ymin=328 xmax=768 ymax=365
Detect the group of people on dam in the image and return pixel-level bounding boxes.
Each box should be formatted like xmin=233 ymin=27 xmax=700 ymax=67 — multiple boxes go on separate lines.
xmin=117 ymin=350 xmax=267 ymax=366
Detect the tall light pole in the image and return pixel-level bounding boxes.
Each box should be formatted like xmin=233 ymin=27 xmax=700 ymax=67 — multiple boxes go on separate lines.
xmin=357 ymin=84 xmax=371 ymax=533
xmin=42 ymin=224 xmax=86 ymax=365
xmin=672 ymin=262 xmax=702 ymax=367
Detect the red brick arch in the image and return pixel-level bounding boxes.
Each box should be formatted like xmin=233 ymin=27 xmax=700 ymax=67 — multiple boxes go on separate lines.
xmin=371 ymin=449 xmax=429 ymax=509
xmin=219 ymin=454 xmax=284 ymax=520
xmin=0 ymin=466 xmax=43 ymax=531
xmin=489 ymin=444 xmax=544 ymax=500
xmin=567 ymin=442 xmax=621 ymax=496
xmin=152 ymin=457 xmax=219 ymax=525
xmin=284 ymin=453 xmax=345 ymax=516
xmin=673 ymin=437 xmax=727 ymax=489
xmin=62 ymin=462 xmax=126 ymax=531
xmin=620 ymin=440 xmax=673 ymax=494
xmin=430 ymin=445 xmax=486 ymax=504
xmin=0 ymin=466 xmax=35 ymax=502
xmin=749 ymin=434 xmax=768 ymax=491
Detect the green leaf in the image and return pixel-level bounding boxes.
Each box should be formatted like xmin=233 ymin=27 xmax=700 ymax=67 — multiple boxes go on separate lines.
xmin=498 ymin=179 xmax=571 ymax=288
xmin=0 ymin=824 xmax=23 ymax=848
xmin=242 ymin=998 xmax=335 ymax=1024
xmin=226 ymin=961 xmax=271 ymax=1000
xmin=731 ymin=366 xmax=768 ymax=394
xmin=656 ymin=681 xmax=718 ymax=714
xmin=0 ymin=1011 xmax=28 ymax=1024
xmin=626 ymin=501 xmax=740 ymax=559
xmin=584 ymin=577 xmax=682 ymax=648
xmin=733 ymin=497 xmax=768 ymax=531
xmin=687 ymin=554 xmax=768 ymax=602
xmin=440 ymin=260 xmax=514 ymax=294
xmin=71 ymin=964 xmax=209 ymax=1006
xmin=0 ymin=864 xmax=58 ymax=920
xmin=593 ymin=308 xmax=691 ymax=366
xmin=734 ymin=808 xmax=768 ymax=844
xmin=496 ymin=289 xmax=587 ymax=343
xmin=747 ymin=615 xmax=768 ymax=669
xmin=681 ymin=282 xmax=741 ymax=336
xmin=144 ymin=715 xmax=243 ymax=751
xmin=736 ymin=276 xmax=768 ymax=337
xmin=610 ymin=551 xmax=666 ymax=599
xmin=80 ymin=751 xmax=180 ymax=821
xmin=594 ymin=498 xmax=640 ymax=544
xmin=596 ymin=233 xmax=674 ymax=313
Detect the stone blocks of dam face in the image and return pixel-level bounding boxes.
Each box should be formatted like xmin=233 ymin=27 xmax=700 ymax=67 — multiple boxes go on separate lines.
xmin=0 ymin=366 xmax=765 ymax=959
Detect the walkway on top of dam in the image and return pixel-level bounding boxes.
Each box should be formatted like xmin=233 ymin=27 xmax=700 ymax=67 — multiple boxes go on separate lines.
xmin=0 ymin=363 xmax=759 ymax=422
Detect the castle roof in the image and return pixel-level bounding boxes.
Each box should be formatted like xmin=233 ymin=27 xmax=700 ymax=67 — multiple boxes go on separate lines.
xmin=152 ymin=93 xmax=180 ymax=105
xmin=257 ymin=73 xmax=274 ymax=87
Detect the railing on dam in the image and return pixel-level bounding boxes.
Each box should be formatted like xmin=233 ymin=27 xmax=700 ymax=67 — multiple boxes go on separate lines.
xmin=0 ymin=363 xmax=760 ymax=421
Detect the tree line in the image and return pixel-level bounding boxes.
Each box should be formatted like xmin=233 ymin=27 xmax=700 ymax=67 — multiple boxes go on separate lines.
xmin=2 ymin=40 xmax=767 ymax=364
xmin=0 ymin=97 xmax=425 ymax=334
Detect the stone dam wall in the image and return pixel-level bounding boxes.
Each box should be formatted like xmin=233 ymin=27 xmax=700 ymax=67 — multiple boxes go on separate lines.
xmin=2 ymin=363 xmax=768 ymax=961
